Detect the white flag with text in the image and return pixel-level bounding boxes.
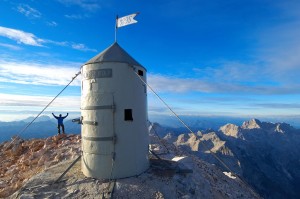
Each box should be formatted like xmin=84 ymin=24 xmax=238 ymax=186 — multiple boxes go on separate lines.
xmin=117 ymin=13 xmax=139 ymax=28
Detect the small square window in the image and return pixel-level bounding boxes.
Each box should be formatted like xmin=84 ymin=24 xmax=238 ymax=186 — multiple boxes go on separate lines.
xmin=138 ymin=70 xmax=144 ymax=76
xmin=124 ymin=109 xmax=133 ymax=121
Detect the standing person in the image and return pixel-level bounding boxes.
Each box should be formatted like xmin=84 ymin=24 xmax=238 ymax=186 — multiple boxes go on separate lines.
xmin=52 ymin=113 xmax=69 ymax=134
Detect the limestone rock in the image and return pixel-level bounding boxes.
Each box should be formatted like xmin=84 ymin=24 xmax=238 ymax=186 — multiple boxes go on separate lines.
xmin=0 ymin=134 xmax=81 ymax=198
xmin=219 ymin=123 xmax=242 ymax=138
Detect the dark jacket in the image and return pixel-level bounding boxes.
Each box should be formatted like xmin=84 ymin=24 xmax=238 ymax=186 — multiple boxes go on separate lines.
xmin=52 ymin=113 xmax=68 ymax=125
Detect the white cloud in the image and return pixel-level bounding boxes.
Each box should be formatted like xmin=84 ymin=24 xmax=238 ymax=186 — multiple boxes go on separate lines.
xmin=0 ymin=93 xmax=80 ymax=108
xmin=148 ymin=74 xmax=212 ymax=93
xmin=0 ymin=26 xmax=44 ymax=46
xmin=64 ymin=14 xmax=90 ymax=19
xmin=0 ymin=26 xmax=96 ymax=51
xmin=71 ymin=43 xmax=97 ymax=52
xmin=148 ymin=73 xmax=249 ymax=93
xmin=17 ymin=4 xmax=42 ymax=18
xmin=0 ymin=94 xmax=81 ymax=121
xmin=256 ymin=22 xmax=300 ymax=83
xmin=1 ymin=56 xmax=295 ymax=95
xmin=147 ymin=73 xmax=300 ymax=95
xmin=253 ymin=103 xmax=300 ymax=109
xmin=47 ymin=21 xmax=58 ymax=27
xmin=0 ymin=60 xmax=81 ymax=86
xmin=42 ymin=39 xmax=68 ymax=46
xmin=0 ymin=43 xmax=22 ymax=50
xmin=16 ymin=4 xmax=58 ymax=28
xmin=58 ymin=0 xmax=101 ymax=11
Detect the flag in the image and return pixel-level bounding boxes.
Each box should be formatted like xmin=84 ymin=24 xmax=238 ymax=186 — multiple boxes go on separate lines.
xmin=116 ymin=13 xmax=139 ymax=28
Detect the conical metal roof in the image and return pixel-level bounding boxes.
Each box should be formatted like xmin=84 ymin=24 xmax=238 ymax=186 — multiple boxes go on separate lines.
xmin=84 ymin=42 xmax=144 ymax=69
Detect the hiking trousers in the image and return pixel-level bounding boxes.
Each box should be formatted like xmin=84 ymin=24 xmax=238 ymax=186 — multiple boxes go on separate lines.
xmin=57 ymin=124 xmax=65 ymax=134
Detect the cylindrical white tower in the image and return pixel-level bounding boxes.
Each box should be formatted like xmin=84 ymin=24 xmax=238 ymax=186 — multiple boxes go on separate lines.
xmin=81 ymin=42 xmax=149 ymax=179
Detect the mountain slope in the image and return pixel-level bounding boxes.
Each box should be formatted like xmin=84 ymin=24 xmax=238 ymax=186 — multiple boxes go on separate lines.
xmin=163 ymin=119 xmax=300 ymax=199
xmin=219 ymin=119 xmax=300 ymax=199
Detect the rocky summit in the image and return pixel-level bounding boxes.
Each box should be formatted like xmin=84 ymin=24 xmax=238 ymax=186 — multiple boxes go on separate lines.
xmin=0 ymin=131 xmax=259 ymax=198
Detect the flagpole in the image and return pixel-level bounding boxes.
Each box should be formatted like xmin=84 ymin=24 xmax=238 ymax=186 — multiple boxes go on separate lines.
xmin=115 ymin=15 xmax=118 ymax=42
xmin=115 ymin=13 xmax=139 ymax=42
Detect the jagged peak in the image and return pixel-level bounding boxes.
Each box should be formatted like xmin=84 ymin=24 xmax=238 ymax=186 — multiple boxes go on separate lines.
xmin=202 ymin=128 xmax=215 ymax=135
xmin=241 ymin=118 xmax=262 ymax=129
xmin=220 ymin=123 xmax=239 ymax=131
xmin=197 ymin=130 xmax=203 ymax=137
xmin=176 ymin=133 xmax=190 ymax=144
xmin=163 ymin=132 xmax=176 ymax=142
xmin=241 ymin=119 xmax=295 ymax=134
xmin=219 ymin=123 xmax=241 ymax=138
xmin=275 ymin=122 xmax=294 ymax=134
xmin=201 ymin=131 xmax=220 ymax=141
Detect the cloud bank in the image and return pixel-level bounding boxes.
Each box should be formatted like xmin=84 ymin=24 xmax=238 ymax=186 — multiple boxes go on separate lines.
xmin=0 ymin=26 xmax=43 ymax=46
xmin=0 ymin=43 xmax=22 ymax=51
xmin=0 ymin=93 xmax=80 ymax=108
xmin=147 ymin=73 xmax=300 ymax=95
xmin=57 ymin=0 xmax=101 ymax=11
xmin=0 ymin=60 xmax=81 ymax=86
xmin=0 ymin=26 xmax=96 ymax=51
xmin=0 ymin=55 xmax=299 ymax=95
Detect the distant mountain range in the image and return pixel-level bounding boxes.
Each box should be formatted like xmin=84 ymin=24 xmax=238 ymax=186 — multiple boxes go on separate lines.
xmin=149 ymin=114 xmax=300 ymax=129
xmin=0 ymin=115 xmax=81 ymax=143
xmin=1 ymin=115 xmax=300 ymax=198
xmin=154 ymin=119 xmax=300 ymax=199
xmin=0 ymin=115 xmax=246 ymax=143
xmin=1 ymin=114 xmax=299 ymax=142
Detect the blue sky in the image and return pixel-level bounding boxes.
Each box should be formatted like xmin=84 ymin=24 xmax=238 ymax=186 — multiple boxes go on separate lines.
xmin=1 ymin=0 xmax=300 ymax=122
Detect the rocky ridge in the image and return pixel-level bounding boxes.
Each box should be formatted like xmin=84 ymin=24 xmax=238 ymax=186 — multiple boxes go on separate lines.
xmin=0 ymin=131 xmax=259 ymax=198
xmin=164 ymin=119 xmax=300 ymax=199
